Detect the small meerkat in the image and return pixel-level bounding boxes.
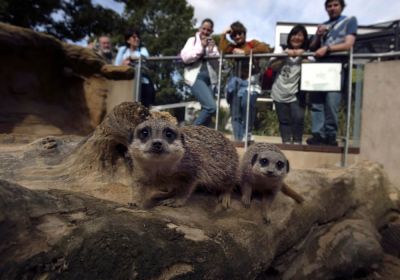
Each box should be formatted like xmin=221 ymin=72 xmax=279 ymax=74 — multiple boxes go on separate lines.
xmin=240 ymin=143 xmax=304 ymax=223
xmin=128 ymin=119 xmax=238 ymax=209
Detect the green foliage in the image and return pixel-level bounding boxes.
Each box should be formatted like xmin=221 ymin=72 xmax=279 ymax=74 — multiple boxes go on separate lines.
xmin=0 ymin=0 xmax=122 ymax=41
xmin=119 ymin=0 xmax=194 ymax=56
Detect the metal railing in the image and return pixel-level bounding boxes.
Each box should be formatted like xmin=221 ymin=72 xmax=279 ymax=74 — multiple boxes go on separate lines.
xmin=131 ymin=50 xmax=400 ymax=167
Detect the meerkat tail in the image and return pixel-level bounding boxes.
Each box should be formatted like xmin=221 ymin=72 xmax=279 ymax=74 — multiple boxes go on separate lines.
xmin=281 ymin=183 xmax=304 ymax=204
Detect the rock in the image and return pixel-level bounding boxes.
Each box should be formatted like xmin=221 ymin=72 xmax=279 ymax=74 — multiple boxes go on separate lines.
xmin=0 ymin=103 xmax=399 ymax=279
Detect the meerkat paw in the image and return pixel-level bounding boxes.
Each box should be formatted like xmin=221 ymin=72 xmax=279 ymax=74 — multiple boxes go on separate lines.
xmin=241 ymin=196 xmax=251 ymax=208
xmin=160 ymin=198 xmax=186 ymax=208
xmin=262 ymin=215 xmax=271 ymax=225
xmin=219 ymin=193 xmax=231 ymax=209
xmin=127 ymin=202 xmax=139 ymax=209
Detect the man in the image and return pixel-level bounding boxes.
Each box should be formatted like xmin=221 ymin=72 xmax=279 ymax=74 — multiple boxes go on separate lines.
xmin=219 ymin=21 xmax=271 ymax=142
xmin=96 ymin=35 xmax=114 ymax=64
xmin=306 ymin=0 xmax=357 ymax=146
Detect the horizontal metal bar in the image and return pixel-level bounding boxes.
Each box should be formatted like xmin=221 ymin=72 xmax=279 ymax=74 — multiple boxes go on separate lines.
xmin=129 ymin=51 xmax=400 ymax=62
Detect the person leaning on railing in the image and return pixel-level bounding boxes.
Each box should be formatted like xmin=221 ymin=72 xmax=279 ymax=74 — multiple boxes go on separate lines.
xmin=306 ymin=0 xmax=358 ymax=146
xmin=269 ymin=24 xmax=310 ymax=145
xmin=219 ymin=21 xmax=272 ymax=142
xmin=114 ymin=28 xmax=156 ymax=108
xmin=179 ymin=18 xmax=219 ymax=127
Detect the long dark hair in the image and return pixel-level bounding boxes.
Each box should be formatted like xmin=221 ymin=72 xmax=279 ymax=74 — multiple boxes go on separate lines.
xmin=287 ymin=24 xmax=309 ymax=50
xmin=124 ymin=28 xmax=142 ymax=48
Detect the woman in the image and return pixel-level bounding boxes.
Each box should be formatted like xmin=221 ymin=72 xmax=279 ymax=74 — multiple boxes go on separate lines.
xmin=114 ymin=28 xmax=155 ymax=108
xmin=180 ymin=18 xmax=219 ymax=127
xmin=219 ymin=21 xmax=271 ymax=142
xmin=270 ymin=24 xmax=309 ymax=144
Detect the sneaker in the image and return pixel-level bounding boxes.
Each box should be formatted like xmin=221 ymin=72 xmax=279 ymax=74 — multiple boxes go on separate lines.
xmin=283 ymin=141 xmax=292 ymax=145
xmin=306 ymin=133 xmax=324 ymax=145
xmin=293 ymin=141 xmax=302 ymax=145
xmin=325 ymin=134 xmax=338 ymax=146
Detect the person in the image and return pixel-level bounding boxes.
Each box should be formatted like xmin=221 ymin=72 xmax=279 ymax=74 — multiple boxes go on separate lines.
xmin=270 ymin=25 xmax=309 ymax=144
xmin=96 ymin=35 xmax=114 ymax=64
xmin=219 ymin=21 xmax=272 ymax=142
xmin=114 ymin=28 xmax=156 ymax=108
xmin=306 ymin=0 xmax=358 ymax=146
xmin=180 ymin=18 xmax=219 ymax=127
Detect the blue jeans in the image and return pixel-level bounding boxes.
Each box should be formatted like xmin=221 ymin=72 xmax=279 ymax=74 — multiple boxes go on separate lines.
xmin=191 ymin=70 xmax=216 ymax=127
xmin=274 ymin=94 xmax=305 ymax=143
xmin=230 ymin=90 xmax=258 ymax=141
xmin=309 ymin=91 xmax=341 ymax=138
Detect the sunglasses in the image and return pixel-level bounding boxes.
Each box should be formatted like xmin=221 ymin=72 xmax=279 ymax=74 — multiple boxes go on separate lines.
xmin=231 ymin=32 xmax=244 ymax=37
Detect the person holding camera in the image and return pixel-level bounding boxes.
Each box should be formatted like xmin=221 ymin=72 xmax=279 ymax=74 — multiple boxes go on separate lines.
xmin=306 ymin=0 xmax=358 ymax=146
xmin=114 ymin=28 xmax=156 ymax=108
xmin=219 ymin=21 xmax=271 ymax=142
xmin=180 ymin=18 xmax=219 ymax=127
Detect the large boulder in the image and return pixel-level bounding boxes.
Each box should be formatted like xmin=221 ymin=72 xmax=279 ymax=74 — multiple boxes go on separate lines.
xmin=0 ymin=23 xmax=134 ymax=136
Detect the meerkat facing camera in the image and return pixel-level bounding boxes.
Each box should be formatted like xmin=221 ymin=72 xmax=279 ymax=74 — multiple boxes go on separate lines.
xmin=240 ymin=143 xmax=304 ymax=223
xmin=128 ymin=119 xmax=239 ymax=209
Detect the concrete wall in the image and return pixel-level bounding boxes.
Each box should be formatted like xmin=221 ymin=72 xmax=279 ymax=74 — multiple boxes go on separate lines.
xmin=361 ymin=60 xmax=400 ymax=187
xmin=106 ymin=80 xmax=136 ymax=113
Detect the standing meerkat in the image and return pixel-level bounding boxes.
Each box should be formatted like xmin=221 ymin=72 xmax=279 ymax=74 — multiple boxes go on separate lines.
xmin=128 ymin=119 xmax=239 ymax=209
xmin=240 ymin=143 xmax=304 ymax=223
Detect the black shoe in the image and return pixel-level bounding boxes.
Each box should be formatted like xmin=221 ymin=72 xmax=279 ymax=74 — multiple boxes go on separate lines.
xmin=306 ymin=133 xmax=324 ymax=145
xmin=325 ymin=134 xmax=338 ymax=146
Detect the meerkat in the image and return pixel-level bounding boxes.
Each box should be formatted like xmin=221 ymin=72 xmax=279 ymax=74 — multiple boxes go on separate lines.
xmin=240 ymin=143 xmax=304 ymax=223
xmin=128 ymin=119 xmax=239 ymax=209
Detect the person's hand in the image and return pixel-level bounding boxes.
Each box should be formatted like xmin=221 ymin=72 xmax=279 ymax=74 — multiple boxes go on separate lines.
xmin=232 ymin=48 xmax=245 ymax=55
xmin=122 ymin=57 xmax=132 ymax=66
xmin=314 ymin=46 xmax=329 ymax=58
xmin=207 ymin=38 xmax=215 ymax=52
xmin=224 ymin=27 xmax=232 ymax=35
xmin=316 ymin=24 xmax=329 ymax=37
xmin=200 ymin=35 xmax=209 ymax=47
xmin=286 ymin=49 xmax=305 ymax=57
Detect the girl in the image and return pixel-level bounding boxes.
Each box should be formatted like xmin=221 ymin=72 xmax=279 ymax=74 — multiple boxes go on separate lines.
xmin=270 ymin=25 xmax=309 ymax=144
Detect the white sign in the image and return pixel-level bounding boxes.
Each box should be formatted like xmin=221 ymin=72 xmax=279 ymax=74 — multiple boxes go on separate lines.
xmin=300 ymin=63 xmax=342 ymax=91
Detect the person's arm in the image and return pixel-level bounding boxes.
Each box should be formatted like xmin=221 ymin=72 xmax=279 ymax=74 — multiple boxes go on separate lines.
xmin=315 ymin=16 xmax=358 ymax=58
xmin=139 ymin=47 xmax=150 ymax=57
xmin=180 ymin=34 xmax=205 ymax=64
xmin=114 ymin=46 xmax=125 ymax=66
xmin=219 ymin=29 xmax=234 ymax=54
xmin=244 ymin=40 xmax=272 ymax=54
xmin=315 ymin=34 xmax=356 ymax=58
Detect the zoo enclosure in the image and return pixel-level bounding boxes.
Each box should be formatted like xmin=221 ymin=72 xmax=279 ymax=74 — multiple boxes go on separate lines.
xmin=129 ymin=50 xmax=400 ymax=167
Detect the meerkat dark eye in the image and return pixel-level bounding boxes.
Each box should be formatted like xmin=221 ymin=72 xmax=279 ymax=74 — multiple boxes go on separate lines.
xmin=138 ymin=127 xmax=150 ymax=140
xmin=164 ymin=128 xmax=176 ymax=141
xmin=260 ymin=158 xmax=269 ymax=166
xmin=276 ymin=161 xmax=285 ymax=170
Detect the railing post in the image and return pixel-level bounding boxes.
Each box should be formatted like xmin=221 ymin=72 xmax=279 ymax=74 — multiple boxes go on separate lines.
xmin=244 ymin=50 xmax=253 ymax=150
xmin=352 ymin=63 xmax=363 ymax=147
xmin=134 ymin=56 xmax=142 ymax=103
xmin=215 ymin=52 xmax=224 ymax=130
xmin=342 ymin=48 xmax=353 ymax=167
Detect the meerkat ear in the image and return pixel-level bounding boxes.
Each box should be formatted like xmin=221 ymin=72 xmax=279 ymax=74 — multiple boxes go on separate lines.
xmin=286 ymin=159 xmax=290 ymax=173
xmin=251 ymin=154 xmax=258 ymax=166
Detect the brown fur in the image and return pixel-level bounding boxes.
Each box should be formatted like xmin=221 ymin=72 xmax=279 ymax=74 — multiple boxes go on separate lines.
xmin=128 ymin=119 xmax=239 ymax=208
xmin=240 ymin=143 xmax=304 ymax=223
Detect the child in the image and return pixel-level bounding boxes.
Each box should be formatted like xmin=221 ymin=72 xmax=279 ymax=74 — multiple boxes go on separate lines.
xmin=270 ymin=25 xmax=309 ymax=144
